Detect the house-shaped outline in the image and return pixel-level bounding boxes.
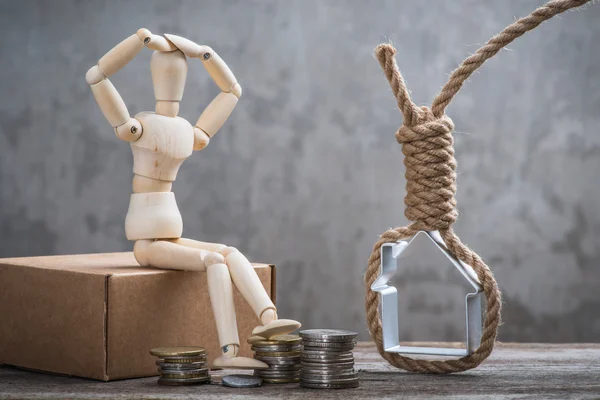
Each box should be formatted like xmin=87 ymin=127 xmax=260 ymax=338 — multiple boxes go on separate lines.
xmin=371 ymin=230 xmax=484 ymax=356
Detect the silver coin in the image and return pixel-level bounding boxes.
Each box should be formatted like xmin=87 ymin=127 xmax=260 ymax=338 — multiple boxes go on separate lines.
xmin=301 ymin=375 xmax=359 ymax=383
xmin=257 ymin=368 xmax=301 ymax=374
xmin=266 ymin=364 xmax=302 ymax=371
xmin=254 ymin=355 xmax=301 ymax=365
xmin=302 ymin=349 xmax=353 ymax=356
xmin=222 ymin=374 xmax=262 ymax=388
xmin=301 ymin=359 xmax=354 ymax=365
xmin=301 ymin=353 xmax=354 ymax=361
xmin=254 ymin=368 xmax=301 ymax=375
xmin=254 ymin=371 xmax=301 ymax=378
xmin=158 ymin=367 xmax=209 ymax=375
xmin=302 ymin=340 xmax=356 ymax=348
xmin=302 ymin=341 xmax=356 ymax=347
xmin=301 ymin=372 xmax=357 ymax=380
xmin=301 ymin=361 xmax=355 ymax=369
xmin=300 ymin=380 xmax=359 ymax=389
xmin=303 ymin=347 xmax=355 ymax=354
xmin=301 ymin=368 xmax=355 ymax=376
xmin=156 ymin=361 xmax=207 ymax=369
xmin=260 ymin=377 xmax=301 ymax=384
xmin=299 ymin=329 xmax=358 ymax=342
xmin=157 ymin=376 xmax=211 ymax=385
xmin=302 ymin=339 xmax=356 ymax=346
xmin=252 ymin=344 xmax=302 ymax=352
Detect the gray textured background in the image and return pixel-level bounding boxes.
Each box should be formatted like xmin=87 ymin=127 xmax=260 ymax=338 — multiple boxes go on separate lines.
xmin=0 ymin=0 xmax=599 ymax=344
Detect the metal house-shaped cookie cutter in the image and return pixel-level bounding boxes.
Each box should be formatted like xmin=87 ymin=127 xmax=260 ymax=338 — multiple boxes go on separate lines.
xmin=371 ymin=230 xmax=484 ymax=356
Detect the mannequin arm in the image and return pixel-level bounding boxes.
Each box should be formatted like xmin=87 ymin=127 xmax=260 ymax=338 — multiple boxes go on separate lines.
xmin=86 ymin=29 xmax=166 ymax=142
xmin=163 ymin=34 xmax=241 ymax=151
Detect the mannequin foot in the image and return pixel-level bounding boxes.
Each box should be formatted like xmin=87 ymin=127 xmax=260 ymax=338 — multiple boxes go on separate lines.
xmin=213 ymin=356 xmax=268 ymax=370
xmin=252 ymin=319 xmax=301 ymax=339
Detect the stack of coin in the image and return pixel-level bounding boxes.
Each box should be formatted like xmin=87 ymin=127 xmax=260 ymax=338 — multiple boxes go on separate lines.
xmin=299 ymin=329 xmax=359 ymax=389
xmin=250 ymin=334 xmax=302 ymax=384
xmin=150 ymin=346 xmax=210 ymax=386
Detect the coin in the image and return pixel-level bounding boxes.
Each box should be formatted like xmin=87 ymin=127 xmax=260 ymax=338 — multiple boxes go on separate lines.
xmin=300 ymin=380 xmax=359 ymax=389
xmin=302 ymin=349 xmax=353 ymax=356
xmin=158 ymin=366 xmax=209 ymax=373
xmin=265 ymin=364 xmax=302 ymax=371
xmin=254 ymin=366 xmax=301 ymax=373
xmin=302 ymin=352 xmax=354 ymax=361
xmin=260 ymin=377 xmax=301 ymax=384
xmin=150 ymin=346 xmax=207 ymax=357
xmin=301 ymin=375 xmax=359 ymax=383
xmin=301 ymin=361 xmax=355 ymax=369
xmin=301 ymin=372 xmax=357 ymax=380
xmin=222 ymin=374 xmax=262 ymax=388
xmin=299 ymin=329 xmax=358 ymax=342
xmin=251 ymin=344 xmax=302 ymax=352
xmin=157 ymin=376 xmax=211 ymax=386
xmin=156 ymin=361 xmax=207 ymax=369
xmin=302 ymin=340 xmax=356 ymax=349
xmin=254 ymin=351 xmax=302 ymax=357
xmin=247 ymin=334 xmax=302 ymax=346
xmin=161 ymin=355 xmax=207 ymax=364
xmin=254 ymin=370 xmax=300 ymax=378
xmin=301 ymin=357 xmax=354 ymax=364
xmin=254 ymin=355 xmax=301 ymax=365
xmin=301 ymin=368 xmax=355 ymax=376
xmin=161 ymin=371 xmax=210 ymax=380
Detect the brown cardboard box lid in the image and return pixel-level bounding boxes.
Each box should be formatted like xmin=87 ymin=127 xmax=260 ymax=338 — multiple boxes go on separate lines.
xmin=0 ymin=252 xmax=275 ymax=380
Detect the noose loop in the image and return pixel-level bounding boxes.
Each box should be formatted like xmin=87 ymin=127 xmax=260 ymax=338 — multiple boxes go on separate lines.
xmin=365 ymin=0 xmax=592 ymax=373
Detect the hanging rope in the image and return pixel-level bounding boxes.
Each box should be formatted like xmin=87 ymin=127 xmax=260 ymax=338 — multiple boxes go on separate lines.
xmin=365 ymin=0 xmax=592 ymax=373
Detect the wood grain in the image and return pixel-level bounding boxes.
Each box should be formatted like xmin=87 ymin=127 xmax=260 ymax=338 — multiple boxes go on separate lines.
xmin=0 ymin=342 xmax=598 ymax=399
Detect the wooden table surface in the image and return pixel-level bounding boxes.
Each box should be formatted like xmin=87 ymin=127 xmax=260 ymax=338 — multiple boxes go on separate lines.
xmin=1 ymin=342 xmax=599 ymax=399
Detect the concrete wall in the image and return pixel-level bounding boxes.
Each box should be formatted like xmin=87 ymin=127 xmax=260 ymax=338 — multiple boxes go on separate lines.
xmin=1 ymin=0 xmax=599 ymax=343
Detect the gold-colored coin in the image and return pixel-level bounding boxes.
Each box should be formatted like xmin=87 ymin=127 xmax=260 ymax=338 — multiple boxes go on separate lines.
xmin=254 ymin=351 xmax=302 ymax=357
xmin=150 ymin=346 xmax=206 ymax=357
xmin=162 ymin=356 xmax=207 ymax=364
xmin=247 ymin=334 xmax=302 ymax=346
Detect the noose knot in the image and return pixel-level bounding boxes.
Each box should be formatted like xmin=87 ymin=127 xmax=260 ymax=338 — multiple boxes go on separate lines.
xmin=397 ymin=105 xmax=458 ymax=231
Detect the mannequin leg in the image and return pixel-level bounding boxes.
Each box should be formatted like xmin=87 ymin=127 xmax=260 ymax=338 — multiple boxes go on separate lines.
xmin=133 ymin=240 xmax=268 ymax=369
xmin=222 ymin=247 xmax=301 ymax=338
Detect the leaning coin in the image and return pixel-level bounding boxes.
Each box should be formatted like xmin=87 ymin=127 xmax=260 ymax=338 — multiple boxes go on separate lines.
xmin=156 ymin=361 xmax=207 ymax=369
xmin=162 ymin=356 xmax=207 ymax=364
xmin=150 ymin=346 xmax=206 ymax=358
xmin=222 ymin=374 xmax=262 ymax=388
xmin=157 ymin=376 xmax=211 ymax=386
xmin=300 ymin=380 xmax=359 ymax=389
xmin=299 ymin=329 xmax=358 ymax=342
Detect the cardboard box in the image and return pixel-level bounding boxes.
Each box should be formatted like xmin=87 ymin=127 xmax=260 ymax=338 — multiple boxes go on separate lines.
xmin=0 ymin=252 xmax=275 ymax=381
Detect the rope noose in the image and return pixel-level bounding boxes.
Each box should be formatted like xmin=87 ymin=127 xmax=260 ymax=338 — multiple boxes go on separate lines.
xmin=365 ymin=0 xmax=592 ymax=373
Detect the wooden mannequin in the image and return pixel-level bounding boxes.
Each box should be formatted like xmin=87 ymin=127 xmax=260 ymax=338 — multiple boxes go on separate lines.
xmin=86 ymin=29 xmax=300 ymax=370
